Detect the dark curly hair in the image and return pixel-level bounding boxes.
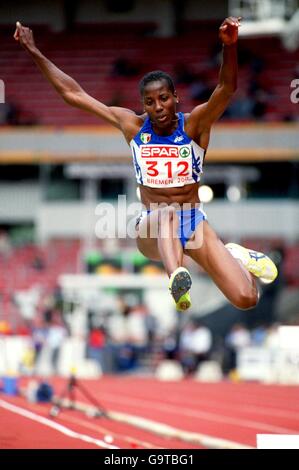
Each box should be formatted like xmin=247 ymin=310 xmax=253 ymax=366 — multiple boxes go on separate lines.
xmin=139 ymin=70 xmax=175 ymax=96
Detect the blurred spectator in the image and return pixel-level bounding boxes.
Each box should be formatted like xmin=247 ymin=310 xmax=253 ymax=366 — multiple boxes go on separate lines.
xmin=248 ymin=75 xmax=274 ymax=120
xmin=117 ymin=304 xmax=148 ymax=371
xmin=236 ymin=46 xmax=265 ymax=73
xmin=173 ymin=63 xmax=195 ymax=85
xmin=87 ymin=326 xmax=107 ymax=371
xmin=46 ymin=316 xmax=68 ymax=373
xmin=31 ymin=255 xmax=45 ymax=271
xmin=162 ymin=331 xmax=178 ymax=360
xmin=180 ymin=320 xmax=212 ymax=374
xmin=14 ymin=287 xmax=40 ymax=322
xmin=208 ymin=42 xmax=222 ymax=68
xmin=207 ymin=42 xmax=264 ymax=73
xmin=250 ymin=56 xmax=265 ymax=75
xmin=226 ymin=90 xmax=253 ymax=120
xmin=43 ymin=307 xmax=53 ymax=325
xmin=223 ymin=323 xmax=251 ymax=374
xmin=144 ymin=310 xmax=157 ymax=354
xmin=111 ymin=57 xmax=140 ymax=77
xmin=226 ymin=323 xmax=251 ymax=350
xmin=32 ymin=319 xmax=47 ymax=368
xmin=251 ymin=323 xmax=268 ymax=346
xmin=107 ymin=301 xmax=148 ymax=372
xmin=251 ymin=89 xmax=269 ymax=120
xmin=126 ymin=305 xmax=148 ymax=349
xmin=264 ymin=322 xmax=281 ymax=356
xmin=0 ymin=100 xmax=20 ymax=125
xmin=189 ymin=74 xmax=213 ymax=103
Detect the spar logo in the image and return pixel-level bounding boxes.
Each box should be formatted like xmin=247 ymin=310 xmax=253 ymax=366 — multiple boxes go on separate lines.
xmin=141 ymin=145 xmax=180 ymax=158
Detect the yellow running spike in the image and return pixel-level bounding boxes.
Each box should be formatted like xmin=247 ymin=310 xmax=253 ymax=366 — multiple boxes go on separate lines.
xmin=225 ymin=243 xmax=278 ymax=284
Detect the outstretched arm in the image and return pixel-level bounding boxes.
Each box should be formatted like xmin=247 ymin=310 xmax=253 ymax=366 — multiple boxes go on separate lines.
xmin=13 ymin=21 xmax=136 ymax=131
xmin=185 ymin=17 xmax=240 ymax=147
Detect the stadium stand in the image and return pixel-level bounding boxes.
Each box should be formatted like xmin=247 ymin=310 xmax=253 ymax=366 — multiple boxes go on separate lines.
xmin=0 ymin=21 xmax=298 ymax=125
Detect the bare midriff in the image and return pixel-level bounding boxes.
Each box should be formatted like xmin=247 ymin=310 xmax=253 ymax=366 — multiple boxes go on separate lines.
xmin=139 ymin=182 xmax=201 ymax=209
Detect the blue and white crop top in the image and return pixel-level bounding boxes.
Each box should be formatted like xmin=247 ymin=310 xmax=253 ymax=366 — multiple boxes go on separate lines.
xmin=130 ymin=112 xmax=205 ymax=188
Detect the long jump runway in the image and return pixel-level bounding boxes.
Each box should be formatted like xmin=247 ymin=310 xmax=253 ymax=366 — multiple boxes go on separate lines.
xmin=1 ymin=376 xmax=299 ymax=449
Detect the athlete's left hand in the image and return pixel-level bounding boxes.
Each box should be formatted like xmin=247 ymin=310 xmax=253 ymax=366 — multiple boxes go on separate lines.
xmin=219 ymin=17 xmax=241 ymax=45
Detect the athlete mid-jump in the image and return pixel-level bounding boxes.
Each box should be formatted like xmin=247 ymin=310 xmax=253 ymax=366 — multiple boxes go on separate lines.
xmin=14 ymin=18 xmax=277 ymax=311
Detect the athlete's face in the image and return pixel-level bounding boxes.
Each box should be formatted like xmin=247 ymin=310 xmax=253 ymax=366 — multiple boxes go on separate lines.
xmin=142 ymin=79 xmax=178 ymax=129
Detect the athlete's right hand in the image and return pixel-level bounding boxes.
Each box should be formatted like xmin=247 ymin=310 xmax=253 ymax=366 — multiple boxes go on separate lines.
xmin=14 ymin=21 xmax=36 ymax=51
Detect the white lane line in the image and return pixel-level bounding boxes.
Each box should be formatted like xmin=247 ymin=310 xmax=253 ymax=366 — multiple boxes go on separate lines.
xmin=24 ymin=399 xmax=164 ymax=450
xmin=0 ymin=399 xmax=119 ymax=449
xmin=97 ymin=393 xmax=299 ymax=434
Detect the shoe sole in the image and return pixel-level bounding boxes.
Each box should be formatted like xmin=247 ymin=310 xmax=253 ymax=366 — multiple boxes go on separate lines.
xmin=170 ymin=270 xmax=192 ymax=303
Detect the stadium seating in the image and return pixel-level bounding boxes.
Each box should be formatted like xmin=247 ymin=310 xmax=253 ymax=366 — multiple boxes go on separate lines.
xmin=1 ymin=21 xmax=298 ymax=125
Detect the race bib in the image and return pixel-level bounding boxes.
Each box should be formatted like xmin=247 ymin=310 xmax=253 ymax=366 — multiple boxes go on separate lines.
xmin=139 ymin=144 xmax=194 ymax=187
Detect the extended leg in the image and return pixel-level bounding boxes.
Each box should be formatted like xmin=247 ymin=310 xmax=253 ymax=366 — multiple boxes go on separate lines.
xmin=136 ymin=207 xmax=191 ymax=311
xmin=136 ymin=207 xmax=183 ymax=273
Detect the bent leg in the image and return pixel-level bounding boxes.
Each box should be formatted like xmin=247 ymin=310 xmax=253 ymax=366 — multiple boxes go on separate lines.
xmin=185 ymin=221 xmax=259 ymax=310
xmin=136 ymin=207 xmax=184 ymax=276
xmin=157 ymin=207 xmax=184 ymax=276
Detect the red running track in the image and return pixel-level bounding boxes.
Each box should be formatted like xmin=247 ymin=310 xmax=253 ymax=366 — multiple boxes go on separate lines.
xmin=1 ymin=376 xmax=299 ymax=449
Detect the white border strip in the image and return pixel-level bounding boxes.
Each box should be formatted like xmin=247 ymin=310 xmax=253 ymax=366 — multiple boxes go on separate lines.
xmin=0 ymin=399 xmax=118 ymax=449
xmin=257 ymin=434 xmax=299 ymax=449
